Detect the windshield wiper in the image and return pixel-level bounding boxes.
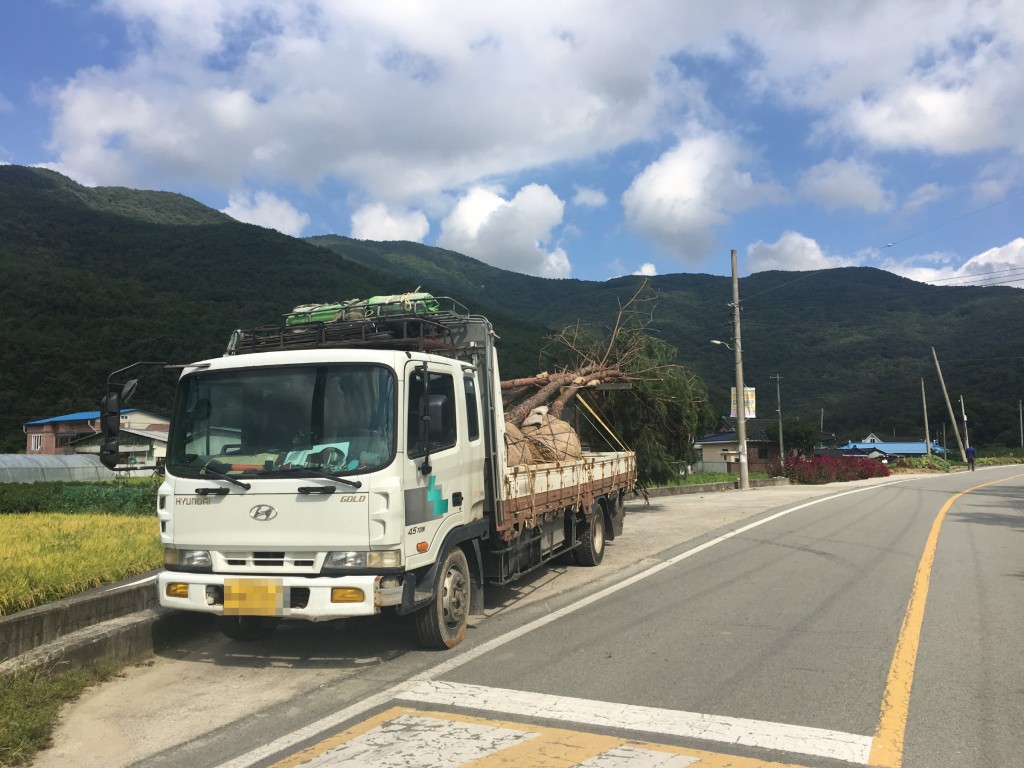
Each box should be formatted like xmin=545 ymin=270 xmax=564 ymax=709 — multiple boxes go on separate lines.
xmin=258 ymin=466 xmax=362 ymax=489
xmin=197 ymin=467 xmax=251 ymax=490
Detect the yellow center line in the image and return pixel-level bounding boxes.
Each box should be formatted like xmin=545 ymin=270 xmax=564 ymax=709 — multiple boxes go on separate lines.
xmin=869 ymin=473 xmax=1024 ymax=767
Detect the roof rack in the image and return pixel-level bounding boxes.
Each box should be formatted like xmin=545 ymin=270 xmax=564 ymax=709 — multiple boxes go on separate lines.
xmin=225 ymin=295 xmax=473 ymax=356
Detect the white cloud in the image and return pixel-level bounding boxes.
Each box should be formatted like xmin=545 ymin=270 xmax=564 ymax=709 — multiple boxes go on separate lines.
xmin=738 ymin=1 xmax=1024 ymax=156
xmin=886 ymin=238 xmax=1024 ymax=286
xmin=971 ymin=157 xmax=1024 ymax=202
xmin=798 ymin=158 xmax=892 ymax=213
xmin=437 ymin=184 xmax=570 ymax=278
xmin=572 ymin=185 xmax=607 ymax=207
xmin=902 ymin=183 xmax=949 ymax=213
xmin=622 ymin=130 xmax=781 ymax=263
xmin=28 ymin=1 xmax=1024 ymax=281
xmin=747 ymin=231 xmax=854 ymax=272
xmin=834 ymin=48 xmax=1024 ymax=155
xmin=38 ymin=3 xmax=1024 ymax=198
xmin=221 ymin=189 xmax=310 ymax=235
xmin=633 ymin=262 xmax=658 ymax=276
xmin=350 ymin=203 xmax=429 ymax=242
xmin=45 ymin=1 xmax=699 ymax=200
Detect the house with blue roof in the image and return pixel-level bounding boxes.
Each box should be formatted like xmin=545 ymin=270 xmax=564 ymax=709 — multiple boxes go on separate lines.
xmin=833 ymin=439 xmax=944 ymax=460
xmin=23 ymin=408 xmax=169 ymax=465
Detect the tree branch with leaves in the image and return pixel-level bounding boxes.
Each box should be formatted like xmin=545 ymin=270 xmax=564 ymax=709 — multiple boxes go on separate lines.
xmin=501 ymin=281 xmax=715 ymax=488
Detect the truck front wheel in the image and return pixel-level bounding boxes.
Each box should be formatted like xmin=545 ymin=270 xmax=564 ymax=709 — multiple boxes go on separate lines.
xmin=414 ymin=547 xmax=470 ymax=649
xmin=217 ymin=615 xmax=279 ymax=641
xmin=574 ymin=500 xmax=606 ymax=567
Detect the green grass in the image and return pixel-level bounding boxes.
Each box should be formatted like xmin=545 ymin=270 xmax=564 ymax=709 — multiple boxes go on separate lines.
xmin=0 ymin=661 xmax=123 ymax=767
xmin=664 ymin=471 xmax=772 ymax=486
xmin=0 ymin=513 xmax=162 ymax=616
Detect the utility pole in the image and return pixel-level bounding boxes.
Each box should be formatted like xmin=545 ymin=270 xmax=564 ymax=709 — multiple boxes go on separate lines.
xmin=960 ymin=395 xmax=970 ymax=449
xmin=731 ymin=249 xmax=750 ymax=490
xmin=771 ymin=374 xmax=784 ymax=463
xmin=1019 ymin=399 xmax=1022 ymax=449
xmin=921 ymin=378 xmax=931 ymax=455
xmin=931 ymin=347 xmax=966 ymax=462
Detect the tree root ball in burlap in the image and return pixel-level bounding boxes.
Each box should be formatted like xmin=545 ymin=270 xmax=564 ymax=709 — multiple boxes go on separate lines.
xmin=520 ymin=408 xmax=583 ymax=462
xmin=504 ymin=422 xmax=534 ymax=466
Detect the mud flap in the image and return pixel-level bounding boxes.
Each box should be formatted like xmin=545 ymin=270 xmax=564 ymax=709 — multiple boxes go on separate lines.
xmin=609 ymin=493 xmax=626 ymax=537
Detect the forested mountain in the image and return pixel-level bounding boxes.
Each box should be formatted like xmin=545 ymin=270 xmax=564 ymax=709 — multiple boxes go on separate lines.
xmin=0 ymin=167 xmax=544 ymax=452
xmin=2 ymin=165 xmax=1022 ymax=454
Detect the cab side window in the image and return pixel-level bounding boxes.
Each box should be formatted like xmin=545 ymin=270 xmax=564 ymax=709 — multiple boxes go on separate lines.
xmin=464 ymin=376 xmax=480 ymax=441
xmin=407 ymin=369 xmax=457 ymax=457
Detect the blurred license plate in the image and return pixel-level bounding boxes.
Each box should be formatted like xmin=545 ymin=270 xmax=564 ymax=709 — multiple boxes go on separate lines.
xmin=223 ymin=578 xmax=284 ymax=616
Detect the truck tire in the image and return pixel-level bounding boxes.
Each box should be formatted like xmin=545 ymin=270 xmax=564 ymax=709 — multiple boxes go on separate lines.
xmin=414 ymin=546 xmax=470 ymax=649
xmin=574 ymin=500 xmax=606 ymax=567
xmin=217 ymin=615 xmax=279 ymax=641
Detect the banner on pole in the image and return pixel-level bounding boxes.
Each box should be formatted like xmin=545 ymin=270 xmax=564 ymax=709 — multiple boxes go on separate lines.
xmin=730 ymin=387 xmax=756 ymax=419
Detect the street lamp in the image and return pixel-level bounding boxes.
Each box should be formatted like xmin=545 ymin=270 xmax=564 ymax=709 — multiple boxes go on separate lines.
xmin=710 ymin=338 xmax=750 ymax=491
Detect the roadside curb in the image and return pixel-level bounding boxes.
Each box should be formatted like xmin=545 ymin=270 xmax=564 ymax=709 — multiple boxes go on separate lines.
xmin=0 ymin=573 xmax=217 ymax=679
xmin=0 ymin=608 xmax=214 ymax=678
xmin=1 ymin=574 xmax=160 ymax=662
xmin=640 ymin=477 xmax=790 ymax=498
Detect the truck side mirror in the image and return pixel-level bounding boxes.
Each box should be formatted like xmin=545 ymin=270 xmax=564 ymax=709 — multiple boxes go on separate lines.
xmin=99 ymin=390 xmax=122 ymax=469
xmin=98 ymin=379 xmax=137 ymax=470
xmin=426 ymin=394 xmax=448 ymax=440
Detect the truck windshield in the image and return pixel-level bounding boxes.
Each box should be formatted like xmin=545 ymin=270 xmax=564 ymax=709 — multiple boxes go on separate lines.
xmin=166 ymin=364 xmax=395 ymax=477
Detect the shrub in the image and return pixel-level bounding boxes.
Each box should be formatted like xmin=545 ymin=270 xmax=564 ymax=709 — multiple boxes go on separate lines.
xmin=0 ymin=479 xmax=158 ymax=516
xmin=901 ymin=455 xmax=954 ymax=472
xmin=784 ymin=456 xmax=890 ymax=485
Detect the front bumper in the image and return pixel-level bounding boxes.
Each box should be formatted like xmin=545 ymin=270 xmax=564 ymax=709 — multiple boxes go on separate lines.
xmin=157 ymin=571 xmax=404 ymax=620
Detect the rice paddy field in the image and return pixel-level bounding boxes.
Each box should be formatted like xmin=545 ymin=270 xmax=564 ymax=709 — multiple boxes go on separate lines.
xmin=0 ymin=513 xmax=162 ymax=616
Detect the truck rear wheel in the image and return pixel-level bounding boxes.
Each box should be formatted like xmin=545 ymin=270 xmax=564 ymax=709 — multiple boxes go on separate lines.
xmin=217 ymin=615 xmax=279 ymax=641
xmin=574 ymin=500 xmax=606 ymax=566
xmin=414 ymin=546 xmax=470 ymax=649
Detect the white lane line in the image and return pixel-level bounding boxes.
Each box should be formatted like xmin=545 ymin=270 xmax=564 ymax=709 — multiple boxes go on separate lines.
xmin=215 ymin=481 xmax=903 ymax=768
xmin=103 ymin=574 xmax=157 ymax=592
xmin=399 ymin=680 xmax=873 ymax=765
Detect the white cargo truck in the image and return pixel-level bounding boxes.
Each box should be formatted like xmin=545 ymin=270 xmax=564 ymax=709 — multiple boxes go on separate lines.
xmin=101 ymin=296 xmax=635 ymax=648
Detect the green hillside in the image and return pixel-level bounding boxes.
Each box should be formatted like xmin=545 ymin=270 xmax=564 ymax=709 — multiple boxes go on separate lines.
xmin=2 ymin=165 xmax=1022 ymax=455
xmin=0 ymin=168 xmax=544 ymax=452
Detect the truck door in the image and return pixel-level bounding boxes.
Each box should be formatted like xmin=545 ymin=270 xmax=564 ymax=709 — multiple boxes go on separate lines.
xmin=402 ymin=361 xmax=465 ymax=569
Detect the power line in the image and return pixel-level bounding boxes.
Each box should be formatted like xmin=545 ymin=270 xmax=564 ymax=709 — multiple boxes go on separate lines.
xmin=925 ymin=265 xmax=1024 ymax=284
xmin=882 ymin=188 xmax=1024 ymax=251
xmin=741 ymin=187 xmax=1024 ymax=302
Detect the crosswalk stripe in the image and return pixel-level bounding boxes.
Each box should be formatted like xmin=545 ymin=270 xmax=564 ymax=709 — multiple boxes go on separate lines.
xmin=397 ymin=680 xmax=872 ymax=764
xmin=269 ymin=707 xmax=814 ymax=768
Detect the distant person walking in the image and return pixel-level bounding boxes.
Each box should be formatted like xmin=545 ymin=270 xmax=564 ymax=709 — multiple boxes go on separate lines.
xmin=966 ymin=444 xmax=977 ymax=471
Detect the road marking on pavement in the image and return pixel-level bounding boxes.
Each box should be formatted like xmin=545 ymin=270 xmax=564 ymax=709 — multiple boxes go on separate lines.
xmin=102 ymin=573 xmax=156 ymax=592
xmin=868 ymin=472 xmax=1024 ymax=768
xmin=214 ymin=481 xmax=905 ymax=768
xmin=268 ymin=707 xmax=810 ymax=768
xmin=398 ymin=681 xmax=872 ymax=764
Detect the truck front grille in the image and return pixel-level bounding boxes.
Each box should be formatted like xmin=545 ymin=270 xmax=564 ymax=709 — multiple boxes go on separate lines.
xmin=222 ymin=552 xmax=317 ymax=569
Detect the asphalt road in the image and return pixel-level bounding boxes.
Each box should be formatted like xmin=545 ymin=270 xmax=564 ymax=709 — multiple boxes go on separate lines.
xmin=32 ymin=469 xmax=1024 ymax=768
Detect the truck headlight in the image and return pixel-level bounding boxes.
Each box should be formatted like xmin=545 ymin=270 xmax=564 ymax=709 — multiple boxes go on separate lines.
xmin=165 ymin=548 xmax=212 ymax=572
xmin=324 ymin=550 xmax=401 ymax=570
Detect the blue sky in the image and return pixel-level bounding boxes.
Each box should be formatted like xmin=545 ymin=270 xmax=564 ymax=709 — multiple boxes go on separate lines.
xmin=2 ymin=0 xmax=1023 ymax=285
